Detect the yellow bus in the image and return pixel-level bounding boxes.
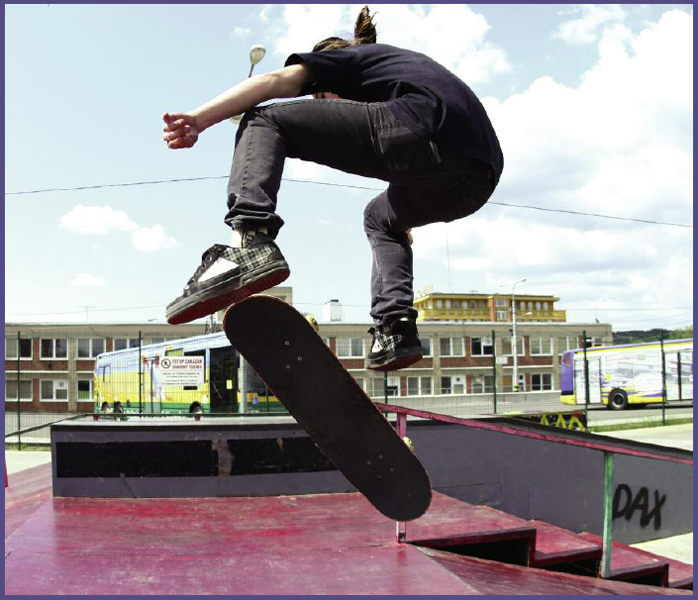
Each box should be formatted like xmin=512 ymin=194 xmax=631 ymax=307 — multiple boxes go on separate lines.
xmin=93 ymin=332 xmax=285 ymax=414
xmin=560 ymin=339 xmax=692 ymax=410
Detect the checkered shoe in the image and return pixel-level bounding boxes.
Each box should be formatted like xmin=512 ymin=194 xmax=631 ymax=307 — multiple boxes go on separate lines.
xmin=366 ymin=318 xmax=423 ymax=371
xmin=166 ymin=231 xmax=289 ymax=325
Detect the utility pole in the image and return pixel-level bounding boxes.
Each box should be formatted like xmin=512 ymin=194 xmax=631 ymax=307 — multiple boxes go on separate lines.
xmin=80 ymin=305 xmax=94 ymax=323
xmin=511 ymin=279 xmax=526 ymax=392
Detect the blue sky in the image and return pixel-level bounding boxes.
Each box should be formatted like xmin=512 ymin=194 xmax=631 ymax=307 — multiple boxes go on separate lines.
xmin=4 ymin=4 xmax=693 ymax=330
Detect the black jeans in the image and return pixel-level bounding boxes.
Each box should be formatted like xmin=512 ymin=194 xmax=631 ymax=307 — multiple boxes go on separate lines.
xmin=226 ymin=100 xmax=495 ymax=324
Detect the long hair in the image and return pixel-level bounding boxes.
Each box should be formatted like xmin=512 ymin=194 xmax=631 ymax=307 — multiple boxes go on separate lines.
xmin=312 ymin=6 xmax=377 ymax=52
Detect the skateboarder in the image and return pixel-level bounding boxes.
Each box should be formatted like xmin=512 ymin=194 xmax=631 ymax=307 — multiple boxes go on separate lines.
xmin=163 ymin=6 xmax=503 ymax=371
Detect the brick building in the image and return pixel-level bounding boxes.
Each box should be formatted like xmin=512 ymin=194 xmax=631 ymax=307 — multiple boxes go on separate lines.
xmin=4 ymin=287 xmax=611 ymax=413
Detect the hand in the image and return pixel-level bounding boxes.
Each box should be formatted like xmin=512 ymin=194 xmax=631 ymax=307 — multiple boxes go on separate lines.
xmin=162 ymin=112 xmax=199 ymax=149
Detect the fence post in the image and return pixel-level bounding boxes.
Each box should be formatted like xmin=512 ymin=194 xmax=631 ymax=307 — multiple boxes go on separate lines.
xmin=660 ymin=334 xmax=667 ymax=426
xmin=492 ymin=329 xmax=497 ymax=414
xmin=677 ymin=352 xmax=683 ymax=402
xmin=583 ymin=330 xmax=590 ymax=421
xmin=16 ymin=332 xmax=22 ymax=450
xmin=138 ymin=331 xmax=143 ymax=413
xmin=600 ymin=451 xmax=615 ymax=578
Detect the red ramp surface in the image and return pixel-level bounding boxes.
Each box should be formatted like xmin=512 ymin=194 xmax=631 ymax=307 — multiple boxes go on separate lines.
xmin=5 ymin=466 xmax=691 ymax=595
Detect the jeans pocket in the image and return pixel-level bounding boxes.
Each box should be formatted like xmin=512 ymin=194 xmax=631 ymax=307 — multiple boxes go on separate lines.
xmin=375 ymin=125 xmax=440 ymax=178
xmin=437 ymin=183 xmax=494 ymax=223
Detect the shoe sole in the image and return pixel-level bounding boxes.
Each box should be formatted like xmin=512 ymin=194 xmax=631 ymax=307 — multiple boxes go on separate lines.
xmin=167 ymin=263 xmax=290 ymax=325
xmin=366 ymin=349 xmax=423 ymax=372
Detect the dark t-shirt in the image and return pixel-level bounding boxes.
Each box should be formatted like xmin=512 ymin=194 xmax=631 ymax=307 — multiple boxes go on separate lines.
xmin=285 ymin=43 xmax=503 ymax=182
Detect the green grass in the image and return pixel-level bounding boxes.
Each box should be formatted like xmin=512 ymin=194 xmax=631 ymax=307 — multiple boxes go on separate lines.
xmin=589 ymin=417 xmax=693 ymax=434
xmin=5 ymin=443 xmax=51 ymax=452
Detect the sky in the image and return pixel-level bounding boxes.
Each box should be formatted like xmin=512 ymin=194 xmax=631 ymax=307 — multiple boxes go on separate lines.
xmin=4 ymin=3 xmax=694 ymax=331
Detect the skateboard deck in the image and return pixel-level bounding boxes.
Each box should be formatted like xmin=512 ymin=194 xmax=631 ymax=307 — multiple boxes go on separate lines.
xmin=223 ymin=295 xmax=432 ymax=521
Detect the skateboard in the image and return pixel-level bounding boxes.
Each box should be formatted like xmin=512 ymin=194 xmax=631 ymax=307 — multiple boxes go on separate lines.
xmin=223 ymin=295 xmax=432 ymax=521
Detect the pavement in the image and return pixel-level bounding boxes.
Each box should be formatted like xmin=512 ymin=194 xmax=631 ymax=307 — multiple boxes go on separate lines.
xmin=5 ymin=423 xmax=693 ymax=566
xmin=5 ymin=448 xmax=52 ymax=475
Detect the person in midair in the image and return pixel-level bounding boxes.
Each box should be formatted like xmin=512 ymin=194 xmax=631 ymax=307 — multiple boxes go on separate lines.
xmin=163 ymin=6 xmax=502 ymax=371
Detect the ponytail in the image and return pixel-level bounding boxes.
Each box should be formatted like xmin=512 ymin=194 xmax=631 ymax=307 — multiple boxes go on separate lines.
xmin=353 ymin=6 xmax=377 ymax=45
xmin=313 ymin=5 xmax=377 ymax=52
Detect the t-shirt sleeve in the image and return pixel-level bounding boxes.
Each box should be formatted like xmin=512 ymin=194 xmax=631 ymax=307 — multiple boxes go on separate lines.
xmin=285 ymin=48 xmax=359 ymax=97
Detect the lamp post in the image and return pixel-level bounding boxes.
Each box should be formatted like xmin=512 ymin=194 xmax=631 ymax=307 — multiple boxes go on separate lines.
xmin=511 ymin=278 xmax=526 ymax=392
xmin=230 ymin=44 xmax=267 ymax=124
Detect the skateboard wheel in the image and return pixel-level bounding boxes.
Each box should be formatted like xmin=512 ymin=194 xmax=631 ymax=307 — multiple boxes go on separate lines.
xmin=402 ymin=437 xmax=415 ymax=453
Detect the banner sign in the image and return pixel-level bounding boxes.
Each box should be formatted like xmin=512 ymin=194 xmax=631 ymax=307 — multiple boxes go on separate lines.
xmin=158 ymin=356 xmax=204 ymax=386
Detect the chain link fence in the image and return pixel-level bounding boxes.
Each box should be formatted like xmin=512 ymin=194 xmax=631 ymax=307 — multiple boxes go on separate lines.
xmin=5 ymin=325 xmax=691 ymax=446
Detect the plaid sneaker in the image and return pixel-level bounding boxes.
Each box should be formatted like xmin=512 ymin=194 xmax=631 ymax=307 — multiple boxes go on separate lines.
xmin=166 ymin=231 xmax=289 ymax=325
xmin=366 ymin=318 xmax=423 ymax=371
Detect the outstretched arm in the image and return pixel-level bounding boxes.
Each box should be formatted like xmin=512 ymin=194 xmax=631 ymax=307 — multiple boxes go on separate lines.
xmin=163 ymin=64 xmax=311 ymax=149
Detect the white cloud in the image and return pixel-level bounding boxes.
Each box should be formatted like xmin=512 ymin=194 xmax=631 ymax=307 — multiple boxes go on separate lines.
xmin=71 ymin=272 xmax=105 ymax=287
xmin=265 ymin=4 xmax=510 ymax=85
xmin=484 ymin=9 xmax=693 ymax=222
xmin=131 ymin=225 xmax=181 ymax=252
xmin=553 ymin=4 xmax=627 ymax=45
xmin=231 ymin=26 xmax=251 ymax=38
xmin=411 ymin=9 xmax=693 ymax=330
xmin=60 ymin=205 xmax=138 ymax=235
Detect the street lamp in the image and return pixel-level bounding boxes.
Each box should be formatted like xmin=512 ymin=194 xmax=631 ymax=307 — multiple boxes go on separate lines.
xmin=230 ymin=44 xmax=267 ymax=124
xmin=511 ymin=278 xmax=526 ymax=392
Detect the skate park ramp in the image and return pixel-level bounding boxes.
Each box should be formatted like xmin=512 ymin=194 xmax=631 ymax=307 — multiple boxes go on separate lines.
xmin=5 ymin=461 xmax=692 ymax=594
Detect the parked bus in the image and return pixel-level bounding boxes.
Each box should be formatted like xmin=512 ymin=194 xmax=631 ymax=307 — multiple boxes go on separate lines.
xmin=93 ymin=332 xmax=285 ymax=414
xmin=560 ymin=339 xmax=692 ymax=410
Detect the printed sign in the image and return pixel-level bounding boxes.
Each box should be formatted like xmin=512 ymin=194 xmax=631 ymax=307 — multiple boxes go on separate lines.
xmin=158 ymin=356 xmax=204 ymax=386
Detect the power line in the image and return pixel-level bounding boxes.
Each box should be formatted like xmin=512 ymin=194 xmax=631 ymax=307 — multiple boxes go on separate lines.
xmin=6 ymin=302 xmax=692 ymax=318
xmin=4 ymin=175 xmax=692 ymax=229
xmin=564 ymin=306 xmax=692 ymax=312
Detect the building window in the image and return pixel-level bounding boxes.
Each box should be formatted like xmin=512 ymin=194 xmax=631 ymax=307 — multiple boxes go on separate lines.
xmin=530 ymin=337 xmax=552 ymax=355
xmin=41 ymin=338 xmax=68 ymax=359
xmin=77 ymin=379 xmax=94 ymax=401
xmin=114 ymin=338 xmax=140 ymax=351
xmin=502 ymin=337 xmax=524 ymax=356
xmin=557 ymin=336 xmax=579 ymax=354
xmin=452 ymin=300 xmax=460 ymax=309
xmin=440 ymin=375 xmax=465 ymax=394
xmin=78 ymin=338 xmax=106 ymax=358
xmin=407 ymin=376 xmax=432 ymax=396
xmin=471 ymin=337 xmax=493 ymax=357
xmin=440 ymin=337 xmax=464 ymax=357
xmin=373 ymin=376 xmax=399 ymax=397
xmin=436 ymin=300 xmax=443 ymax=309
xmin=496 ymin=310 xmax=509 ymax=321
xmin=5 ymin=337 xmax=32 ymax=360
xmin=336 ymin=338 xmax=364 ymax=358
xmin=150 ymin=337 xmax=166 ymax=345
xmin=420 ymin=338 xmax=432 ymax=357
xmin=470 ymin=300 xmax=477 ymax=310
xmin=531 ymin=373 xmax=553 ymax=391
xmin=495 ymin=298 xmax=508 ymax=308
xmin=445 ymin=300 xmax=451 ymax=309
xmin=527 ymin=302 xmax=534 ymax=310
xmin=40 ymin=379 xmax=68 ymax=402
xmin=472 ymin=374 xmax=495 ymax=394
xmin=5 ymin=380 xmax=32 ymax=401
